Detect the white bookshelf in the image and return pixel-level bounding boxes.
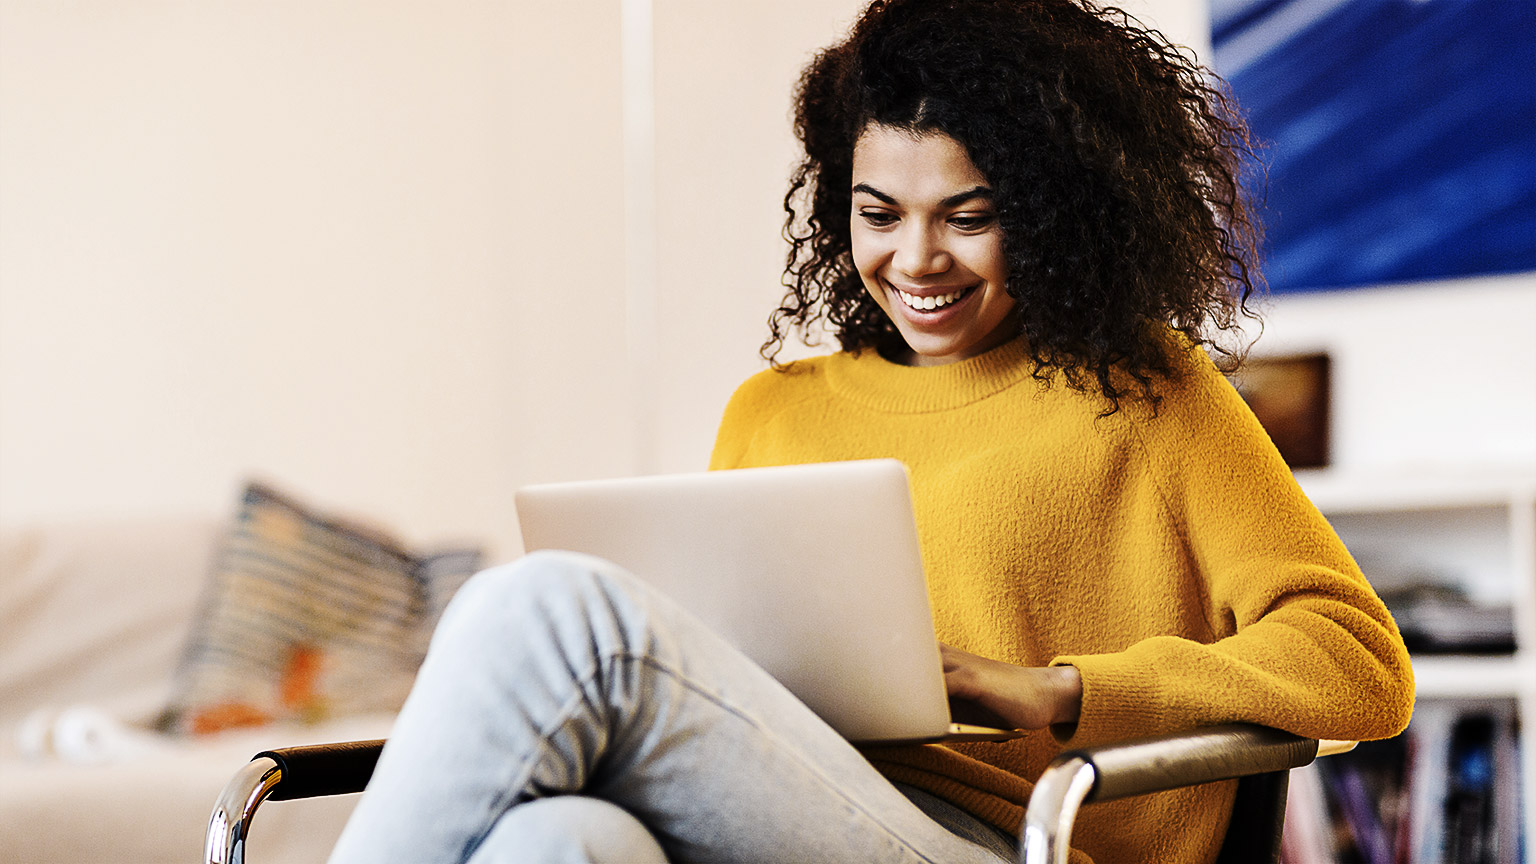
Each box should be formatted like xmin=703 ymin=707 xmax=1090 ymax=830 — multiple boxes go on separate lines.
xmin=1296 ymin=467 xmax=1536 ymax=862
xmin=1407 ymin=654 xmax=1536 ymax=700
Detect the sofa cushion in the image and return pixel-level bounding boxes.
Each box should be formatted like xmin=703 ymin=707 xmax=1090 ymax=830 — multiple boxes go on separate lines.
xmin=160 ymin=483 xmax=480 ymax=735
xmin=0 ymin=713 xmax=392 ymax=864
xmin=0 ymin=517 xmax=222 ymax=734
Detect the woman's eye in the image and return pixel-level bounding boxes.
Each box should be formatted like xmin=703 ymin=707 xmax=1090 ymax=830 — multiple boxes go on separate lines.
xmin=950 ymin=214 xmax=995 ymax=231
xmin=858 ymin=210 xmax=898 ymax=227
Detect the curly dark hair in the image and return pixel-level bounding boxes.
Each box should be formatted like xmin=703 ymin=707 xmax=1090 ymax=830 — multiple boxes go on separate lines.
xmin=765 ymin=0 xmax=1265 ymax=413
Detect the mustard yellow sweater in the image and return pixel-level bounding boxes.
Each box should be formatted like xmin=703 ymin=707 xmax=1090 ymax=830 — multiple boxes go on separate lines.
xmin=708 ymin=337 xmax=1414 ymax=864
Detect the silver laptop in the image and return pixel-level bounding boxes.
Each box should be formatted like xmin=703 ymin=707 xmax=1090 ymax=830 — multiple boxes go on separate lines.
xmin=514 ymin=459 xmax=1021 ymax=744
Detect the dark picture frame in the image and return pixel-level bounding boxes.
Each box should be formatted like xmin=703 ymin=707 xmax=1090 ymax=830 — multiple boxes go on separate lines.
xmin=1232 ymin=353 xmax=1332 ymax=469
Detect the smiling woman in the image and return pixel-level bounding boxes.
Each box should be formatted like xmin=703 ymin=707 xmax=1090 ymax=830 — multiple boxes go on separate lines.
xmin=324 ymin=3 xmax=1414 ymax=863
xmin=849 ymin=127 xmax=1016 ymax=366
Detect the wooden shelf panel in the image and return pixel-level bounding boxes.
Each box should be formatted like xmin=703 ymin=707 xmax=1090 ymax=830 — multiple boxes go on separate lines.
xmin=1295 ymin=468 xmax=1536 ymax=513
xmin=1409 ymin=653 xmax=1534 ymax=700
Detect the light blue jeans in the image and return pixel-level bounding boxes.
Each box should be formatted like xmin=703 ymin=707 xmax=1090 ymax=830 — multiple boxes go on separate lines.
xmin=327 ymin=550 xmax=1017 ymax=864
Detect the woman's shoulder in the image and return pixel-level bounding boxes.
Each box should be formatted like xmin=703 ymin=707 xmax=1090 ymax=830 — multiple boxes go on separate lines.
xmin=1114 ymin=333 xmax=1285 ymax=477
xmin=723 ymin=355 xmax=836 ymax=409
xmin=1118 ymin=330 xmax=1253 ymax=423
xmin=710 ymin=355 xmax=837 ymax=470
xmin=717 ymin=355 xmax=836 ymax=431
xmin=1162 ymin=339 xmax=1245 ymax=406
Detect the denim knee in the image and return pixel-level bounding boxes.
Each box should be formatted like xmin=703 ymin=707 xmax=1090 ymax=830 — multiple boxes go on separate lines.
xmin=468 ymin=796 xmax=668 ymax=864
xmin=509 ymin=549 xmax=639 ymax=595
xmin=453 ymin=550 xmax=639 ymax=608
xmin=433 ymin=550 xmax=649 ymax=647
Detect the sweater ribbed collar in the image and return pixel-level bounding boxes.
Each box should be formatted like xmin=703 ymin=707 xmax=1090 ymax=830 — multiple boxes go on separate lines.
xmin=822 ymin=338 xmax=1039 ymax=413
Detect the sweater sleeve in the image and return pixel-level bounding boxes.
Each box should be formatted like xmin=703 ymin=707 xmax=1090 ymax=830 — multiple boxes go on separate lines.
xmin=1052 ymin=350 xmax=1415 ymax=747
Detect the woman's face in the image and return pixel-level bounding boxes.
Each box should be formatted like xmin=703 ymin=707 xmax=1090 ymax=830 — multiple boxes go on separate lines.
xmin=850 ymin=124 xmax=1015 ymax=366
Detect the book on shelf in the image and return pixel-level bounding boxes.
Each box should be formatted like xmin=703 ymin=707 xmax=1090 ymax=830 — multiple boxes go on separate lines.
xmin=1281 ymin=699 xmax=1521 ymax=864
xmin=1377 ymin=583 xmax=1517 ymax=655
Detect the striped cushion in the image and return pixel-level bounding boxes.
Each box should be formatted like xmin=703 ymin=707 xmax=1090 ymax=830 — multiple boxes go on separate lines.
xmin=161 ymin=483 xmax=481 ymax=735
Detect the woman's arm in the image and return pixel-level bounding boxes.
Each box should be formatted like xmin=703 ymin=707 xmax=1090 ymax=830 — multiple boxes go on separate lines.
xmin=1048 ymin=348 xmax=1414 ymax=747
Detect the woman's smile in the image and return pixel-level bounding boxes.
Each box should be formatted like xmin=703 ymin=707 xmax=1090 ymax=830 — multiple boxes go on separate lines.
xmin=889 ymin=281 xmax=976 ymax=313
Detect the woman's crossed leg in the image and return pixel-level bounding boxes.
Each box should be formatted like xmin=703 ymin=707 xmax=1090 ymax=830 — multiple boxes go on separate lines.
xmin=327 ymin=550 xmax=1014 ymax=864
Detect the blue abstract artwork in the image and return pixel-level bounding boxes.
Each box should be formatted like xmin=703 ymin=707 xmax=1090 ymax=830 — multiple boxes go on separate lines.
xmin=1210 ymin=0 xmax=1536 ymax=293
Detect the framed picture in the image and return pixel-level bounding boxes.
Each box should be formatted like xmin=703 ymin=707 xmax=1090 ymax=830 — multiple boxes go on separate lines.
xmin=1231 ymin=353 xmax=1331 ymax=469
xmin=1211 ymin=0 xmax=1535 ymax=293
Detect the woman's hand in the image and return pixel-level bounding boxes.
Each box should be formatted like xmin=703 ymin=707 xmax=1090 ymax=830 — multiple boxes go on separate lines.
xmin=940 ymin=643 xmax=1083 ymax=731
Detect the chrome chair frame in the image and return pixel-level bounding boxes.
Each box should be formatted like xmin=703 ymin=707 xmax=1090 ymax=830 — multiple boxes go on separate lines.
xmin=1020 ymin=725 xmax=1355 ymax=864
xmin=207 ymin=738 xmax=385 ymax=864
xmin=206 ymin=726 xmax=1354 ymax=864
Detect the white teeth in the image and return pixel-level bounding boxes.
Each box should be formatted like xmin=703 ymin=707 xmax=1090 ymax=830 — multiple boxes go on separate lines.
xmin=897 ymin=288 xmax=965 ymax=311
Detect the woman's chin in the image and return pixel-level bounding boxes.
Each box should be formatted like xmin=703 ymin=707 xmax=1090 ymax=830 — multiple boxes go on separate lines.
xmin=891 ymin=325 xmax=1015 ymax=367
xmin=894 ymin=336 xmax=978 ymax=367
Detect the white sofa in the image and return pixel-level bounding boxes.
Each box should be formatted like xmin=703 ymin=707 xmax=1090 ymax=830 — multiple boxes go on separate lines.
xmin=0 ymin=517 xmax=394 ymax=864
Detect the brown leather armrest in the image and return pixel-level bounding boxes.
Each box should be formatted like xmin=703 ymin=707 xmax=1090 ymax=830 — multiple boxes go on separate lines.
xmin=256 ymin=739 xmax=386 ymax=801
xmin=1022 ymin=724 xmax=1347 ymax=864
xmin=1061 ymin=723 xmax=1321 ymax=803
xmin=206 ymin=739 xmax=385 ymax=864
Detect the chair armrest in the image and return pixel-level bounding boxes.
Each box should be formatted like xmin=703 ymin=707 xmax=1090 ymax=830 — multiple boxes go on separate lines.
xmin=205 ymin=739 xmax=385 ymax=864
xmin=1021 ymin=724 xmax=1352 ymax=864
xmin=257 ymin=739 xmax=387 ymax=800
xmin=206 ymin=729 xmax=1355 ymax=864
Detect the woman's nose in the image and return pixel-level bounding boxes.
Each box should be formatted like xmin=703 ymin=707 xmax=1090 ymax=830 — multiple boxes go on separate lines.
xmin=893 ymin=225 xmax=950 ymax=277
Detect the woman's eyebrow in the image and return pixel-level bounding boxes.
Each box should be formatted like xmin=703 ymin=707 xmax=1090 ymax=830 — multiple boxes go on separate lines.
xmin=850 ymin=183 xmax=994 ymax=208
xmin=940 ymin=186 xmax=993 ymax=207
xmin=851 ymin=183 xmax=896 ymax=204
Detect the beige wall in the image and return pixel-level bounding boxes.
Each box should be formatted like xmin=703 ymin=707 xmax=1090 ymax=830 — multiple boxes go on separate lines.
xmin=649 ymin=0 xmax=868 ymax=474
xmin=0 ymin=2 xmax=630 ymax=559
xmin=2 ymin=0 xmax=1531 ymax=561
xmin=1253 ymin=273 xmax=1536 ymax=472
